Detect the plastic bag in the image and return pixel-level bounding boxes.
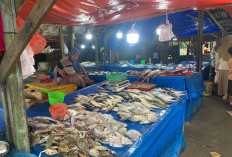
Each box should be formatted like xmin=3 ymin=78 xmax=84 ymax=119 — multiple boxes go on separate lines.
xmin=64 ymin=43 xmax=69 ymax=55
xmin=17 ymin=16 xmax=47 ymax=55
xmin=20 ymin=45 xmax=35 ymax=79
xmin=158 ymin=20 xmax=175 ymax=42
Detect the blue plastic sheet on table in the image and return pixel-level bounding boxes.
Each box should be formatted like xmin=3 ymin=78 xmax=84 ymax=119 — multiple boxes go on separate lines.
xmin=186 ymin=97 xmax=202 ymax=121
xmin=27 ymin=83 xmax=187 ymax=157
xmin=88 ymin=75 xmax=106 ymax=83
xmin=185 ymin=74 xmax=205 ymax=99
xmin=6 ymin=148 xmax=37 ymax=157
xmin=0 ymin=108 xmax=5 ymax=133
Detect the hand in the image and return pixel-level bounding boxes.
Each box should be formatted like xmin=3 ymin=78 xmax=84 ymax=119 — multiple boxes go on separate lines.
xmin=87 ymin=78 xmax=94 ymax=84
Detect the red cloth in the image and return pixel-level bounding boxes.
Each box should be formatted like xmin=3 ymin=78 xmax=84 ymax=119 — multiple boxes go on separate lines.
xmin=18 ymin=0 xmax=232 ymax=26
xmin=0 ymin=8 xmax=4 ymax=56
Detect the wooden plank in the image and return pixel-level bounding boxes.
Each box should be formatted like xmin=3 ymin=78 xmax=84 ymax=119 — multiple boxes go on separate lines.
xmin=196 ymin=11 xmax=204 ymax=73
xmin=6 ymin=63 xmax=30 ymax=151
xmin=186 ymin=14 xmax=198 ymax=22
xmin=14 ymin=0 xmax=27 ymax=14
xmin=60 ymin=27 xmax=66 ymax=57
xmin=103 ymin=27 xmax=119 ymax=70
xmin=0 ymin=0 xmax=58 ymax=85
xmin=94 ymin=40 xmax=99 ymax=71
xmin=0 ymin=0 xmax=24 ymax=147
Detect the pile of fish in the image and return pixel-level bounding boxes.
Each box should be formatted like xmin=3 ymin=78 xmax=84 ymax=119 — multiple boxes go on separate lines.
xmin=81 ymin=61 xmax=96 ymax=67
xmin=131 ymin=64 xmax=147 ymax=68
xmin=64 ymin=106 xmax=142 ymax=148
xmin=87 ymin=71 xmax=111 ymax=75
xmin=29 ymin=122 xmax=116 ymax=157
xmin=112 ymin=102 xmax=159 ymax=124
xmin=138 ymin=68 xmax=188 ymax=82
xmin=72 ymin=91 xmax=123 ymax=111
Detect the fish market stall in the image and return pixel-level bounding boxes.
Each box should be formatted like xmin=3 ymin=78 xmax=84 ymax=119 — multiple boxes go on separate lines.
xmin=26 ymin=83 xmax=187 ymax=157
xmin=87 ymin=72 xmax=204 ymax=121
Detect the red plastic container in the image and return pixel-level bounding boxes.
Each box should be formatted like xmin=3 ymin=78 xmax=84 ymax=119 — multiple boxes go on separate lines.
xmin=127 ymin=81 xmax=156 ymax=91
xmin=49 ymin=103 xmax=67 ymax=120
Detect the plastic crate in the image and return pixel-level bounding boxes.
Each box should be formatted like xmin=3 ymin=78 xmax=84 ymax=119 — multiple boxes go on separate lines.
xmin=106 ymin=72 xmax=127 ymax=82
xmin=127 ymin=81 xmax=156 ymax=91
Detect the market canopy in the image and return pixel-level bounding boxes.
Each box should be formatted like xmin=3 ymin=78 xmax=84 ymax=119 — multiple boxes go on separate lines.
xmin=97 ymin=10 xmax=219 ymax=51
xmin=18 ymin=0 xmax=232 ymax=25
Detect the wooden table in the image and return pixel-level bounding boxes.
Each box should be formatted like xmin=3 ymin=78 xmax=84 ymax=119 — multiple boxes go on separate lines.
xmin=26 ymin=81 xmax=78 ymax=99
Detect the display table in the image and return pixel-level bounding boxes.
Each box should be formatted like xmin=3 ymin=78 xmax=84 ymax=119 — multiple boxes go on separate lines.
xmin=88 ymin=74 xmax=205 ymax=121
xmin=26 ymin=81 xmax=77 ymax=99
xmin=27 ymin=83 xmax=187 ymax=157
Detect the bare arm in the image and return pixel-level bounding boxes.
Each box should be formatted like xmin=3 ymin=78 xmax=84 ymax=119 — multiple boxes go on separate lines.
xmin=81 ymin=65 xmax=88 ymax=78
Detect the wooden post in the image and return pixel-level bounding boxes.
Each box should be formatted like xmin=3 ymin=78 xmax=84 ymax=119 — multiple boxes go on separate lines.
xmin=196 ymin=11 xmax=204 ymax=73
xmin=0 ymin=0 xmax=57 ymax=152
xmin=0 ymin=0 xmax=30 ymax=152
xmin=60 ymin=27 xmax=66 ymax=57
xmin=94 ymin=37 xmax=99 ymax=71
xmin=103 ymin=27 xmax=119 ymax=71
xmin=0 ymin=0 xmax=58 ymax=84
xmin=71 ymin=26 xmax=75 ymax=49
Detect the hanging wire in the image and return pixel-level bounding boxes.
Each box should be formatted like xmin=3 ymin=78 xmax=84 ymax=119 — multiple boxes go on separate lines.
xmin=130 ymin=0 xmax=133 ymax=22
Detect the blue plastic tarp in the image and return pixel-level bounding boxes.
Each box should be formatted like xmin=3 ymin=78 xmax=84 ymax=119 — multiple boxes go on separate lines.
xmin=26 ymin=83 xmax=187 ymax=157
xmin=98 ymin=10 xmax=219 ymax=50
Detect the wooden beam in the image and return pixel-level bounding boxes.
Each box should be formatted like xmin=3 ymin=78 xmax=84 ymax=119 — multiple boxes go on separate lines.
xmin=210 ymin=10 xmax=226 ymax=14
xmin=196 ymin=11 xmax=204 ymax=73
xmin=186 ymin=14 xmax=198 ymax=22
xmin=103 ymin=27 xmax=119 ymax=71
xmin=14 ymin=0 xmax=27 ymax=14
xmin=60 ymin=27 xmax=66 ymax=57
xmin=0 ymin=0 xmax=57 ymax=85
xmin=0 ymin=0 xmax=30 ymax=152
xmin=217 ymin=17 xmax=231 ymax=21
xmin=206 ymin=11 xmax=227 ymax=33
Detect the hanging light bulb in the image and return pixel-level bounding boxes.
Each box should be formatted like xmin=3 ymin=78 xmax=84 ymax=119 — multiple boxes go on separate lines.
xmin=81 ymin=44 xmax=85 ymax=49
xmin=127 ymin=24 xmax=139 ymax=44
xmin=156 ymin=27 xmax=161 ymax=35
xmin=92 ymin=45 xmax=95 ymax=49
xmin=116 ymin=30 xmax=123 ymax=39
xmin=85 ymin=30 xmax=92 ymax=40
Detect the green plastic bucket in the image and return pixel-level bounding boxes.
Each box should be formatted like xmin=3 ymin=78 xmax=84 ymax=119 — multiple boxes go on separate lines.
xmin=40 ymin=89 xmax=65 ymax=105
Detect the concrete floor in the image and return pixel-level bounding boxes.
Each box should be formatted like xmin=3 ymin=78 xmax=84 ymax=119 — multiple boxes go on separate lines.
xmin=180 ymin=96 xmax=232 ymax=157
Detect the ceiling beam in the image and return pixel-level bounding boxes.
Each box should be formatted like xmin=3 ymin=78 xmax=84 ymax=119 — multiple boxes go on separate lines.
xmin=206 ymin=10 xmax=227 ymax=33
xmin=217 ymin=17 xmax=231 ymax=21
xmin=186 ymin=14 xmax=198 ymax=22
xmin=210 ymin=10 xmax=225 ymax=14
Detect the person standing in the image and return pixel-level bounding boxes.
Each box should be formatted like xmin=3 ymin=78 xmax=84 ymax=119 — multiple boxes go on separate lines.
xmin=215 ymin=36 xmax=231 ymax=100
xmin=226 ymin=47 xmax=232 ymax=117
